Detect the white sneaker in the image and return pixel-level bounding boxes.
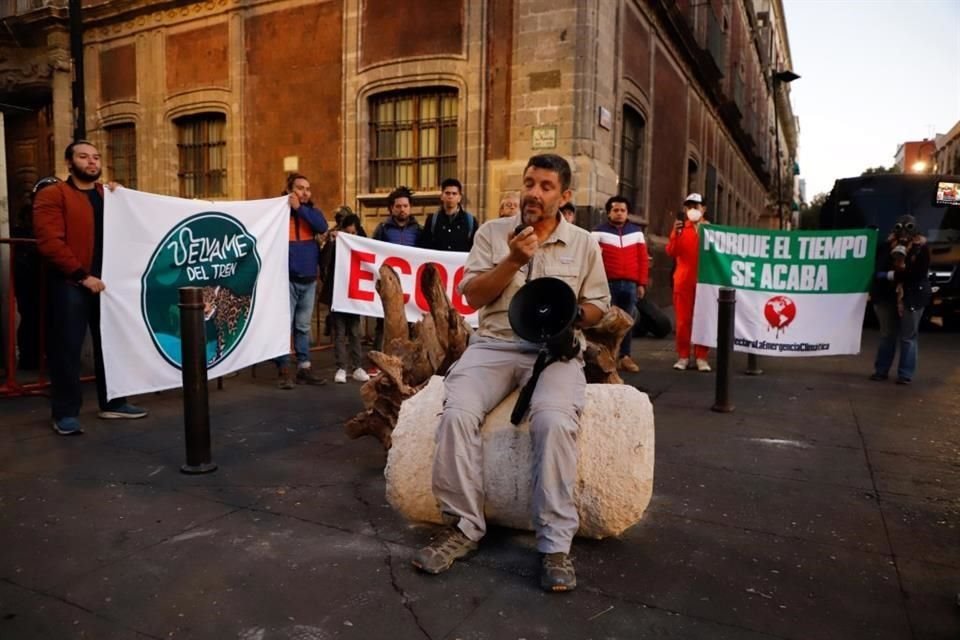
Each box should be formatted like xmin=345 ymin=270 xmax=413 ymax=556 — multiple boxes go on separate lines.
xmin=672 ymin=358 xmax=688 ymax=370
xmin=352 ymin=367 xmax=370 ymax=382
xmin=334 ymin=368 xmax=347 ymax=384
xmin=696 ymin=358 xmax=712 ymax=372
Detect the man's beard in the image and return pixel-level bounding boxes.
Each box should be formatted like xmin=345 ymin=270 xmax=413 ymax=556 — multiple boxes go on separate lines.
xmin=521 ymin=197 xmax=555 ymax=224
xmin=70 ymin=163 xmax=102 ymax=182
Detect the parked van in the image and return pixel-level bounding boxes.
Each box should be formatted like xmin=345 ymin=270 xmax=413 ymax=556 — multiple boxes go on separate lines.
xmin=819 ymin=174 xmax=960 ymax=327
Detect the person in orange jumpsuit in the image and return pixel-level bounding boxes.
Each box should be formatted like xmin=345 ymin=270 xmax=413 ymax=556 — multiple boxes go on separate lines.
xmin=666 ymin=193 xmax=710 ymax=372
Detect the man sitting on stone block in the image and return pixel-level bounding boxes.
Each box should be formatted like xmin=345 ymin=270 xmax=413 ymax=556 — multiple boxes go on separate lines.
xmin=411 ymin=154 xmax=610 ymax=592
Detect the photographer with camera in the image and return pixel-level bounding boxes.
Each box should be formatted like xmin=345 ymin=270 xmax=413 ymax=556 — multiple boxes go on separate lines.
xmin=411 ymin=154 xmax=610 ymax=593
xmin=869 ymin=214 xmax=931 ymax=385
xmin=666 ymin=193 xmax=711 ymax=372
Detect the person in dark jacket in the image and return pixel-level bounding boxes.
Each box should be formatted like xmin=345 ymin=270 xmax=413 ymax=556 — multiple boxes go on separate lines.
xmin=319 ymin=214 xmax=370 ymax=384
xmin=418 ymin=178 xmax=476 ymax=252
xmin=33 ymin=141 xmax=148 ymax=435
xmin=373 ymin=186 xmax=422 ymax=247
xmin=371 ymin=186 xmax=421 ymax=350
xmin=275 ymin=173 xmax=329 ymax=389
xmin=11 ymin=180 xmax=55 ymax=370
xmin=869 ymin=214 xmax=931 ymax=384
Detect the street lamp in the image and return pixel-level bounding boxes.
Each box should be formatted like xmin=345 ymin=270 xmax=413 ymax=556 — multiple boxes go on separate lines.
xmin=772 ymin=69 xmax=800 ymax=229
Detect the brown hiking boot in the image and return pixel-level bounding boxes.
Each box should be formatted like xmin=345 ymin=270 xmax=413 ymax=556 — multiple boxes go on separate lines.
xmin=277 ymin=368 xmax=295 ymax=390
xmin=295 ymin=367 xmax=326 ymax=385
xmin=618 ymin=355 xmax=640 ymax=372
xmin=540 ymin=552 xmax=576 ymax=592
xmin=411 ymin=527 xmax=478 ymax=575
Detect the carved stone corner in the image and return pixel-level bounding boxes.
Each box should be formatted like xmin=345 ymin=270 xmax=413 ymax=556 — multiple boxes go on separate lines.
xmin=46 ymin=48 xmax=71 ymax=73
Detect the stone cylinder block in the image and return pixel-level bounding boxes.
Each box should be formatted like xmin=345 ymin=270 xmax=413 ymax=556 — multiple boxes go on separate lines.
xmin=384 ymin=376 xmax=655 ymax=538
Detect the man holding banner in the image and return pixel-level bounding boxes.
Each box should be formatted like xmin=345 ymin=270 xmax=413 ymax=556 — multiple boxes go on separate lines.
xmin=276 ymin=174 xmax=329 ymax=389
xmin=33 ymin=141 xmax=148 ymax=435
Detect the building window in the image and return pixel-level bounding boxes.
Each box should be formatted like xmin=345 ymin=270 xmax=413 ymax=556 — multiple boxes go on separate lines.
xmin=369 ymin=88 xmax=457 ymax=192
xmin=175 ymin=113 xmax=226 ymax=198
xmin=619 ymin=106 xmax=646 ymax=215
xmin=687 ymin=157 xmax=699 ymax=196
xmin=106 ymin=123 xmax=137 ymax=189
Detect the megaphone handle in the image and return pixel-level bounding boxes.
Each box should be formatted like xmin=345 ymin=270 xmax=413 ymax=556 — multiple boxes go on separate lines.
xmin=511 ymin=349 xmax=551 ymax=425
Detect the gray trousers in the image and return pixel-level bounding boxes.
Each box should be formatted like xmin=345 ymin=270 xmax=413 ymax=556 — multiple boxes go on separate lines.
xmin=432 ymin=337 xmax=586 ymax=554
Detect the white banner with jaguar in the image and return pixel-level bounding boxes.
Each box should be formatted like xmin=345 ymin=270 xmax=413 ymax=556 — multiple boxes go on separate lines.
xmin=332 ymin=232 xmax=479 ymax=326
xmin=691 ymin=225 xmax=878 ymax=356
xmin=100 ymin=188 xmax=290 ymax=400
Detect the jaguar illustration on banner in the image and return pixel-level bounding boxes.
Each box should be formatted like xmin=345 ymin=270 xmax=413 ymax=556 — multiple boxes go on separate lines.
xmin=100 ymin=189 xmax=290 ymax=400
xmin=141 ymin=213 xmax=261 ymax=369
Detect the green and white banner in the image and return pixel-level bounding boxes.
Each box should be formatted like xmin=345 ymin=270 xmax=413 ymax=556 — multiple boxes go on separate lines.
xmin=100 ymin=188 xmax=290 ymax=400
xmin=691 ymin=225 xmax=878 ymax=356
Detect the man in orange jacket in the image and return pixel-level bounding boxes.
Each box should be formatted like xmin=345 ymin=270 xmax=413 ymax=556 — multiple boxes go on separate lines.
xmin=33 ymin=140 xmax=148 ymax=435
xmin=665 ymin=193 xmax=710 ymax=372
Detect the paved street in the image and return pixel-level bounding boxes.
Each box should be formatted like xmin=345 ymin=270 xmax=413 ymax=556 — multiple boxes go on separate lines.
xmin=1 ymin=328 xmax=958 ymax=640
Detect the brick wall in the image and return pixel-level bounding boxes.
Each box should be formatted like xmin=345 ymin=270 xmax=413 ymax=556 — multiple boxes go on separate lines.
xmin=244 ymin=2 xmax=343 ymax=209
xmin=485 ymin=0 xmax=513 ymax=161
xmin=100 ymin=44 xmax=136 ymax=103
xmin=166 ymin=24 xmax=228 ymax=93
xmin=622 ymin=6 xmax=650 ymax=91
xmin=361 ymin=0 xmax=463 ymax=67
xmin=649 ymin=47 xmax=687 ymax=237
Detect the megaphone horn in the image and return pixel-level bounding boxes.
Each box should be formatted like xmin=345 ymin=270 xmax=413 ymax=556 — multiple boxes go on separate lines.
xmin=508 ymin=277 xmax=578 ymax=345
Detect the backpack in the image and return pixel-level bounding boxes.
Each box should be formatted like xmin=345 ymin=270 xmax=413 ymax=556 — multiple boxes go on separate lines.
xmin=431 ymin=210 xmax=476 ymax=237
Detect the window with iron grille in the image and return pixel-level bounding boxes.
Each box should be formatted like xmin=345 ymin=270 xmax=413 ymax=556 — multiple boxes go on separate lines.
xmin=106 ymin=123 xmax=137 ymax=189
xmin=175 ymin=113 xmax=226 ymax=198
xmin=369 ymin=89 xmax=457 ymax=192
xmin=619 ymin=106 xmax=646 ymax=215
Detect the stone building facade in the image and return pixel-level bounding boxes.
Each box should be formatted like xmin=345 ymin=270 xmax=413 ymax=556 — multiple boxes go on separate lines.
xmin=1 ymin=0 xmax=799 ymax=294
xmin=934 ymin=120 xmax=960 ymax=176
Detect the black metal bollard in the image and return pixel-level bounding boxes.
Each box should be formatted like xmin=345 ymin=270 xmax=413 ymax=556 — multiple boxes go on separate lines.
xmin=711 ymin=287 xmax=736 ymax=413
xmin=178 ymin=287 xmax=217 ymax=474
xmin=744 ymin=352 xmax=763 ymax=376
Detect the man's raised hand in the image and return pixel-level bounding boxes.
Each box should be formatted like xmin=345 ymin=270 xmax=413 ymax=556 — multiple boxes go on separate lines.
xmin=508 ymin=226 xmax=538 ymax=266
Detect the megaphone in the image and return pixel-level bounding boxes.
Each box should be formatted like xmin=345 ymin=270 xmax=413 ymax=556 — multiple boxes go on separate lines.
xmin=508 ymin=276 xmax=580 ymax=358
xmin=507 ymin=277 xmax=581 ymax=424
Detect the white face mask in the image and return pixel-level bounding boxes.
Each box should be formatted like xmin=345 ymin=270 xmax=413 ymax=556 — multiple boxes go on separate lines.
xmin=686 ymin=208 xmax=703 ymax=222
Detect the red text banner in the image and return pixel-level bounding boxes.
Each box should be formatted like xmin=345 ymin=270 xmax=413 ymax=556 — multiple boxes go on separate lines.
xmin=332 ymin=233 xmax=478 ymax=326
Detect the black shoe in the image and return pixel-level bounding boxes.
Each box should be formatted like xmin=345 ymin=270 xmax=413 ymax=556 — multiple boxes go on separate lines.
xmin=296 ymin=368 xmax=326 ymax=386
xmin=277 ymin=368 xmax=295 ymax=390
xmin=895 ymin=377 xmax=911 ymax=385
xmin=869 ymin=373 xmax=888 ymax=381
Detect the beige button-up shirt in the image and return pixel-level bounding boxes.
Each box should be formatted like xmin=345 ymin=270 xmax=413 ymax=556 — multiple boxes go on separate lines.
xmin=459 ymin=214 xmax=611 ymax=341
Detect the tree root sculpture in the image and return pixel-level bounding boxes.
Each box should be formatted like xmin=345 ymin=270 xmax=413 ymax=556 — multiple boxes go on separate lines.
xmin=344 ymin=263 xmax=636 ymax=449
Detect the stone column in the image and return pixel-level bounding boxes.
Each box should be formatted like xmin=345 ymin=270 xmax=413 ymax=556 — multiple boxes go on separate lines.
xmin=48 ymin=31 xmax=74 ymax=179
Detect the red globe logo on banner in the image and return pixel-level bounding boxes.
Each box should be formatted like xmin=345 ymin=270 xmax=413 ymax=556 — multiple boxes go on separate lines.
xmin=764 ymin=295 xmax=797 ymax=331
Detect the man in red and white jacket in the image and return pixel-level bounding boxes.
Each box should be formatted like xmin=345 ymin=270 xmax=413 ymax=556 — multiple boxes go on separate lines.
xmin=591 ymin=195 xmax=649 ymax=372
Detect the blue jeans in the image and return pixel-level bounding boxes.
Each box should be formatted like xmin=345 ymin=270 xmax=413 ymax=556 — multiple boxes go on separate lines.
xmin=873 ymin=302 xmax=923 ymax=381
xmin=608 ymin=280 xmax=639 ymax=358
xmin=275 ymin=280 xmax=317 ymax=368
xmin=46 ymin=277 xmax=126 ymax=418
